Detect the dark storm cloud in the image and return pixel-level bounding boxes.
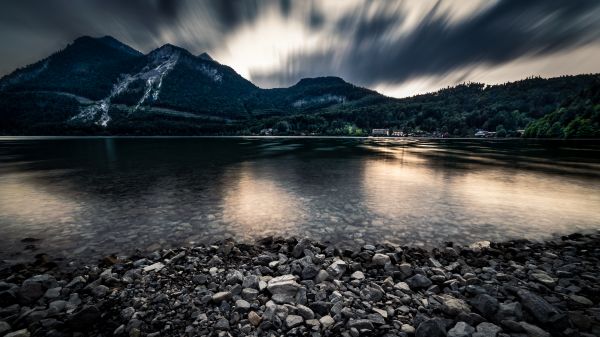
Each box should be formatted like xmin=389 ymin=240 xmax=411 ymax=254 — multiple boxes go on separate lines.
xmin=349 ymin=0 xmax=600 ymax=85
xmin=253 ymin=0 xmax=600 ymax=87
xmin=0 ymin=0 xmax=599 ymax=93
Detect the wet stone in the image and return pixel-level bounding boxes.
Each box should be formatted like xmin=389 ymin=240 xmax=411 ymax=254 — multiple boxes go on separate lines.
xmin=473 ymin=322 xmax=502 ymax=337
xmin=416 ymin=318 xmax=446 ymax=337
xmin=4 ymin=329 xmax=30 ymax=337
xmin=372 ymin=253 xmax=390 ymax=266
xmin=440 ymin=294 xmax=471 ymax=316
xmin=212 ymin=291 xmax=232 ymax=303
xmin=448 ymin=321 xmax=475 ymax=337
xmin=248 ymin=311 xmax=261 ymax=326
xmin=286 ymin=315 xmax=304 ymax=328
xmin=471 ymin=294 xmax=499 ymax=319
xmin=406 ymin=274 xmax=432 ymax=289
xmin=347 ymin=319 xmax=374 ymax=331
xmin=214 ymin=318 xmax=230 ymax=330
xmin=319 ymin=315 xmax=335 ymax=329
xmin=519 ymin=322 xmax=551 ymax=337
xmin=516 ymin=289 xmax=565 ymax=324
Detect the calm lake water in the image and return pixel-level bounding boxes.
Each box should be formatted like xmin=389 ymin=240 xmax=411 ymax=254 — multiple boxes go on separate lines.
xmin=0 ymin=137 xmax=599 ymax=263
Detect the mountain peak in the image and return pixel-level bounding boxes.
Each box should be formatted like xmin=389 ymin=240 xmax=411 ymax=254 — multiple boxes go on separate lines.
xmin=294 ymin=76 xmax=347 ymax=87
xmin=150 ymin=44 xmax=191 ymax=58
xmin=198 ymin=52 xmax=213 ymax=61
xmin=70 ymin=35 xmax=141 ymax=56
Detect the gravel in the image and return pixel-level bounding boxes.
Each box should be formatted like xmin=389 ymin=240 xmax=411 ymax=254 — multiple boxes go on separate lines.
xmin=0 ymin=232 xmax=599 ymax=336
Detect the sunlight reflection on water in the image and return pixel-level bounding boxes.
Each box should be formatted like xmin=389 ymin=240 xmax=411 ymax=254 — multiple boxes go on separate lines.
xmin=0 ymin=137 xmax=598 ymax=262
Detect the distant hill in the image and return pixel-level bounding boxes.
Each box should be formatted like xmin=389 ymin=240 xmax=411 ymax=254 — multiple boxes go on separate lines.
xmin=0 ymin=35 xmax=598 ymax=137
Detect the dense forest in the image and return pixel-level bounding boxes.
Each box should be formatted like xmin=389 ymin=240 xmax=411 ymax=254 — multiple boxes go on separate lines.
xmin=523 ymin=79 xmax=600 ymax=138
xmin=0 ymin=36 xmax=599 ymax=137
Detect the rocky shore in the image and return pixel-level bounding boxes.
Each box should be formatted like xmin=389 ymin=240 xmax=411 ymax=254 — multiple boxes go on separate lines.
xmin=0 ymin=232 xmax=599 ymax=337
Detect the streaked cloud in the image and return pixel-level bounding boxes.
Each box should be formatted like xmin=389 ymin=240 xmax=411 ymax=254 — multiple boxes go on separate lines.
xmin=0 ymin=0 xmax=599 ymax=97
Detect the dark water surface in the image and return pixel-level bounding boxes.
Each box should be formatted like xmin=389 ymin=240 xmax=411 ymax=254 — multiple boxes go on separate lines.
xmin=1 ymin=137 xmax=599 ymax=262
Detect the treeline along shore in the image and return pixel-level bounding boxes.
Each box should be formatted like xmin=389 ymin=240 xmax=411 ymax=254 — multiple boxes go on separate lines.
xmin=0 ymin=232 xmax=599 ymax=337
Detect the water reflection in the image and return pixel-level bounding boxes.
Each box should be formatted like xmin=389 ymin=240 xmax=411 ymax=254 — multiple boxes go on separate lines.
xmin=221 ymin=161 xmax=306 ymax=239
xmin=0 ymin=137 xmax=598 ymax=263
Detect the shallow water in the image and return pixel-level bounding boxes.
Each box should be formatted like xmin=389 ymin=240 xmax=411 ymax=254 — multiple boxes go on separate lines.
xmin=0 ymin=137 xmax=599 ymax=262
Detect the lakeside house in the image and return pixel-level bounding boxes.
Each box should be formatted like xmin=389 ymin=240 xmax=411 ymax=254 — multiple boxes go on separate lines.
xmin=372 ymin=129 xmax=390 ymax=136
xmin=474 ymin=130 xmax=497 ymax=137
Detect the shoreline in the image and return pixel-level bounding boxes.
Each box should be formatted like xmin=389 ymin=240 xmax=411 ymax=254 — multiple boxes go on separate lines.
xmin=3 ymin=135 xmax=600 ymax=140
xmin=0 ymin=232 xmax=599 ymax=337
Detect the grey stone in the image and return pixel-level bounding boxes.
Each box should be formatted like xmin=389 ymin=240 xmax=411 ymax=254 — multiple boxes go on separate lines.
xmin=497 ymin=302 xmax=522 ymax=321
xmin=372 ymin=308 xmax=388 ymax=319
xmin=91 ymin=285 xmax=109 ymax=298
xmin=310 ymin=301 xmax=333 ymax=316
xmin=471 ymin=294 xmax=499 ymax=319
xmin=4 ymin=329 xmax=30 ymax=337
xmin=372 ymin=253 xmax=390 ymax=266
xmin=301 ymin=263 xmax=320 ymax=279
xmin=226 ymin=270 xmax=243 ymax=284
xmin=48 ymin=300 xmax=66 ymax=314
xmin=519 ymin=322 xmax=550 ymax=337
xmin=363 ymin=284 xmax=384 ymax=302
xmin=367 ymin=313 xmax=385 ymax=325
xmin=0 ymin=321 xmax=11 ymax=336
xmin=326 ymin=260 xmax=347 ymax=278
xmin=516 ymin=289 xmax=565 ymax=324
xmin=121 ymin=307 xmax=135 ymax=320
xmin=296 ymin=304 xmax=315 ymax=320
xmin=406 ymin=274 xmax=432 ymax=289
xmin=235 ymin=299 xmax=251 ymax=311
xmin=267 ymin=275 xmax=301 ymax=303
xmin=347 ymin=319 xmax=374 ymax=331
xmin=18 ymin=281 xmax=43 ymax=304
xmin=212 ymin=291 xmax=232 ymax=303
xmin=320 ymin=315 xmax=335 ymax=329
xmin=315 ymin=270 xmax=329 ymax=283
xmin=401 ymin=324 xmax=416 ymax=334
xmin=399 ymin=263 xmax=413 ymax=278
xmin=416 ymin=318 xmax=446 ymax=337
xmin=43 ymin=287 xmax=62 ymax=299
xmin=448 ymin=321 xmax=475 ymax=337
xmin=474 ymin=322 xmax=501 ymax=337
xmin=242 ymin=275 xmax=259 ymax=289
xmin=241 ymin=288 xmax=259 ymax=300
xmin=440 ymin=295 xmax=471 ymax=316
xmin=214 ymin=318 xmax=230 ymax=330
xmin=248 ymin=311 xmax=261 ymax=326
xmin=286 ymin=314 xmax=304 ymax=328
xmin=530 ymin=273 xmax=556 ymax=288
xmin=351 ymin=271 xmax=365 ymax=280
xmin=394 ymin=281 xmax=411 ymax=292
xmin=293 ymin=238 xmax=311 ymax=258
xmin=142 ymin=262 xmax=165 ymax=272
xmin=113 ymin=324 xmax=125 ymax=335
xmin=568 ymin=294 xmax=593 ymax=307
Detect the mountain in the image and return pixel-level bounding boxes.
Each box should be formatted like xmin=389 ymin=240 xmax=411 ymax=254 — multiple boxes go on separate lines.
xmin=0 ymin=35 xmax=598 ymax=136
xmin=0 ymin=36 xmax=142 ymax=100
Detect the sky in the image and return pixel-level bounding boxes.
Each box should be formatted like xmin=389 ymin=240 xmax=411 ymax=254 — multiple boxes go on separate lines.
xmin=0 ymin=0 xmax=599 ymax=98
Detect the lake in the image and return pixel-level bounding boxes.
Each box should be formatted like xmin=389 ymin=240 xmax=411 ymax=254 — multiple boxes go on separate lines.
xmin=0 ymin=137 xmax=599 ymax=263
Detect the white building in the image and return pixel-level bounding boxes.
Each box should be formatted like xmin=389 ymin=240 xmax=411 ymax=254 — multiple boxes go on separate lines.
xmin=372 ymin=129 xmax=389 ymax=136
